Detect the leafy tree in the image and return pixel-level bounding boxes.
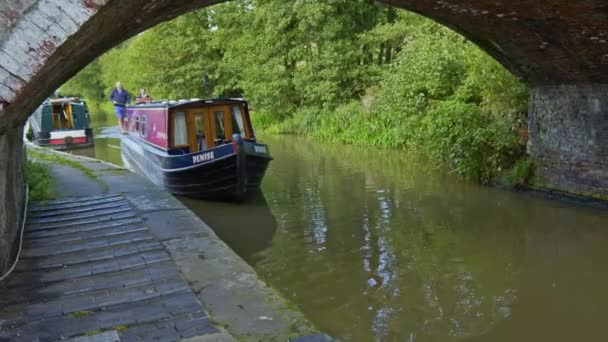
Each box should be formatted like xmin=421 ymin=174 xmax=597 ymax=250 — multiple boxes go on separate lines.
xmin=60 ymin=0 xmax=529 ymax=184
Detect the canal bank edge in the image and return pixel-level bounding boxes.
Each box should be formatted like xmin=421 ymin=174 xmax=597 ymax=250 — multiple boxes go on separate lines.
xmin=24 ymin=143 xmax=327 ymax=341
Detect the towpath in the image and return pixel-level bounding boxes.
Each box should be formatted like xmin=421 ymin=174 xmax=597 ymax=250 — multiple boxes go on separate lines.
xmin=0 ymin=146 xmax=329 ymax=342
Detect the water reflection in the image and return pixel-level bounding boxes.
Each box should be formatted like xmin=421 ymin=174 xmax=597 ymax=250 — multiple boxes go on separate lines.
xmin=83 ymin=126 xmax=608 ymax=342
xmin=178 ymin=194 xmax=277 ymax=262
xmin=249 ymin=135 xmax=608 ymax=342
xmin=69 ymin=126 xmax=123 ymax=166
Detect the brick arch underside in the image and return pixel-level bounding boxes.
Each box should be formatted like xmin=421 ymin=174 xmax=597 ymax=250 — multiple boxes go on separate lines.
xmin=1 ymin=0 xmax=608 ymax=131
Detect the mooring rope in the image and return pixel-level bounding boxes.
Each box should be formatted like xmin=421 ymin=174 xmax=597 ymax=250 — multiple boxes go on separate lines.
xmin=0 ymin=185 xmax=29 ymax=283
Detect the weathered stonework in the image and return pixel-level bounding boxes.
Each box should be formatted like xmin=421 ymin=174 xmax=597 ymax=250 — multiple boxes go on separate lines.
xmin=529 ymin=85 xmax=608 ymax=196
xmin=0 ymin=128 xmax=25 ymax=275
xmin=0 ymin=1 xmax=608 ymax=133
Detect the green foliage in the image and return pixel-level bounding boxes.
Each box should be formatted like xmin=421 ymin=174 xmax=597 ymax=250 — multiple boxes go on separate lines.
xmin=60 ymin=60 xmax=106 ymax=105
xmin=70 ymin=310 xmax=95 ymax=318
xmin=60 ymin=0 xmax=529 ymax=184
xmin=24 ymin=160 xmax=54 ymax=201
xmin=367 ymin=23 xmax=528 ymax=183
xmin=502 ymin=159 xmax=535 ymax=188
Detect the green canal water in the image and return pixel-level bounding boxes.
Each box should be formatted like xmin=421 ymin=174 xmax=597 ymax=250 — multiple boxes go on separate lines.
xmin=74 ymin=126 xmax=608 ymax=342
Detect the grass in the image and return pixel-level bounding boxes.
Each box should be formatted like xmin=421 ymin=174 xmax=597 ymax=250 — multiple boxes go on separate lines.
xmin=80 ymin=325 xmax=128 ymax=337
xmin=71 ymin=310 xmax=95 ymax=318
xmin=27 ymin=149 xmax=98 ymax=180
xmin=27 ymin=148 xmax=110 ymax=193
xmin=24 ymin=160 xmax=54 ymax=201
xmin=84 ymin=329 xmax=102 ymax=336
xmin=502 ymin=159 xmax=534 ymax=188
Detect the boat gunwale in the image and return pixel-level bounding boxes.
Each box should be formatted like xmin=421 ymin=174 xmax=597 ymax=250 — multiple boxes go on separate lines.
xmin=126 ymin=98 xmax=248 ymax=110
xmin=122 ymin=134 xmax=271 ymax=172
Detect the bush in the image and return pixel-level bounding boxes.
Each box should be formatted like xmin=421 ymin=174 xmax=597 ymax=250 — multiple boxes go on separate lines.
xmin=409 ymin=100 xmax=522 ymax=183
xmin=502 ymin=159 xmax=535 ymax=188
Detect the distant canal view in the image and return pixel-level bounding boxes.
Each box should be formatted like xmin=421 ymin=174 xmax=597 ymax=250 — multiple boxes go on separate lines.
xmin=73 ymin=122 xmax=608 ymax=342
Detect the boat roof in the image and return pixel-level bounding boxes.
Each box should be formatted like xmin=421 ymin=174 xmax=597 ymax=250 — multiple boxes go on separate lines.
xmin=130 ymin=98 xmax=247 ymax=109
xmin=47 ymin=97 xmax=81 ymax=104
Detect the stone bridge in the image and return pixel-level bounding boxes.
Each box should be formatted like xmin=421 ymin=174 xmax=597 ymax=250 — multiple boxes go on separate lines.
xmin=1 ymin=0 xmax=608 ymax=273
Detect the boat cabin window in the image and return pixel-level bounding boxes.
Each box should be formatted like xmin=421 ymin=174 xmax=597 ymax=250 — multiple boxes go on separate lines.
xmin=141 ymin=115 xmax=147 ymax=137
xmin=51 ymin=103 xmax=73 ymax=129
xmin=231 ymin=106 xmax=245 ymax=136
xmin=134 ymin=114 xmax=140 ymax=131
xmin=214 ymin=111 xmax=225 ymax=142
xmin=168 ymin=103 xmax=252 ymax=153
xmin=173 ymin=111 xmax=188 ymax=146
xmin=194 ymin=114 xmax=206 ymax=151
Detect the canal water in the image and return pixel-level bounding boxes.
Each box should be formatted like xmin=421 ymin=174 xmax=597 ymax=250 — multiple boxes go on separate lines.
xmin=74 ymin=125 xmax=608 ymax=342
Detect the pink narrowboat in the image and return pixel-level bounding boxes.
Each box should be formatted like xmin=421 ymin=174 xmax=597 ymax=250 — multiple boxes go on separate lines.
xmin=121 ymin=98 xmax=272 ymax=200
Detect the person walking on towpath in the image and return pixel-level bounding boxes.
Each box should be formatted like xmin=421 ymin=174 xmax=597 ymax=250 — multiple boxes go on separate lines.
xmin=110 ymin=82 xmax=131 ymax=133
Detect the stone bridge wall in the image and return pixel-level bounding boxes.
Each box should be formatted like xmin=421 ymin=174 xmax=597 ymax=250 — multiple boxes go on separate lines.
xmin=0 ymin=128 xmax=24 ymax=275
xmin=529 ymin=85 xmax=608 ymax=196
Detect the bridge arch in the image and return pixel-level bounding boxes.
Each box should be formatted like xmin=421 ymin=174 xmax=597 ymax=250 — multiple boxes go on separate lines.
xmin=1 ymin=0 xmax=608 ymax=273
xmin=2 ymin=0 xmax=608 ymax=130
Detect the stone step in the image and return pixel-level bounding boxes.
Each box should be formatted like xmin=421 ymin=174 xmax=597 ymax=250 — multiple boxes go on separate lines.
xmin=17 ymin=239 xmax=163 ymax=270
xmin=26 ymin=205 xmax=133 ymax=225
xmin=0 ymin=261 xmax=180 ymax=307
xmin=28 ymin=194 xmax=123 ymax=209
xmin=0 ymin=291 xmax=209 ymax=342
xmin=25 ymin=211 xmax=138 ymax=232
xmin=9 ymin=277 xmax=191 ymax=322
xmin=9 ymin=248 xmax=170 ymax=287
xmin=24 ymin=224 xmax=148 ymax=248
xmin=21 ymin=231 xmax=154 ymax=258
xmin=28 ymin=199 xmax=131 ymax=218
xmin=28 ymin=194 xmax=124 ymax=213
xmin=26 ymin=217 xmax=144 ymax=239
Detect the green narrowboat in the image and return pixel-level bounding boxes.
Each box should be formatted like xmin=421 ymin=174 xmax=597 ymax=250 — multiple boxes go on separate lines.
xmin=28 ymin=97 xmax=94 ymax=149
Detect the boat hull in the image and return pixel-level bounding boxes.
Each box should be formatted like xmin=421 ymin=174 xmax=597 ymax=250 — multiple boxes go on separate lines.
xmin=30 ymin=128 xmax=94 ymax=150
xmin=120 ymin=135 xmax=272 ymax=200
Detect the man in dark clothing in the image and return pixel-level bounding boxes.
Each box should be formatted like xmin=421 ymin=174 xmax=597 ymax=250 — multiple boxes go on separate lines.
xmin=109 ymin=82 xmax=131 ymax=133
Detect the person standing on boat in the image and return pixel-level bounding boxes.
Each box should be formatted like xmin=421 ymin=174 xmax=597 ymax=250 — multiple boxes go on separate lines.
xmin=109 ymin=82 xmax=131 ymax=133
xmin=136 ymin=88 xmax=151 ymax=104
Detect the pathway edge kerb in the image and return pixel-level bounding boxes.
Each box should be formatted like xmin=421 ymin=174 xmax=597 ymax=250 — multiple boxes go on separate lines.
xmin=24 ymin=140 xmax=126 ymax=170
xmin=24 ymin=142 xmax=322 ymax=340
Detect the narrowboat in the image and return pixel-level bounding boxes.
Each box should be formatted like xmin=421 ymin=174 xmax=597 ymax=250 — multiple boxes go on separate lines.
xmin=121 ymin=98 xmax=272 ymax=200
xmin=28 ymin=97 xmax=94 ymax=149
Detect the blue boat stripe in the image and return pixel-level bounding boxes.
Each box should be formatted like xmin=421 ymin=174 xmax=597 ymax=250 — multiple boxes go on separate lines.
xmin=160 ymin=153 xmax=236 ymax=173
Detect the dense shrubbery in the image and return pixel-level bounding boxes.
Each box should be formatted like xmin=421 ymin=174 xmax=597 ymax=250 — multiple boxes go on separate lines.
xmin=262 ymin=24 xmax=529 ymax=184
xmin=61 ymin=0 xmax=529 ymax=185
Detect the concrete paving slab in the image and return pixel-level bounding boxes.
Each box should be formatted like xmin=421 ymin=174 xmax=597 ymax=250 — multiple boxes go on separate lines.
xmin=125 ymin=191 xmax=187 ymax=212
xmin=49 ymin=163 xmax=107 ymax=197
xmin=140 ymin=209 xmax=211 ymax=241
xmin=66 ymin=330 xmax=120 ymax=342
xmin=182 ymin=333 xmax=237 ymax=342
